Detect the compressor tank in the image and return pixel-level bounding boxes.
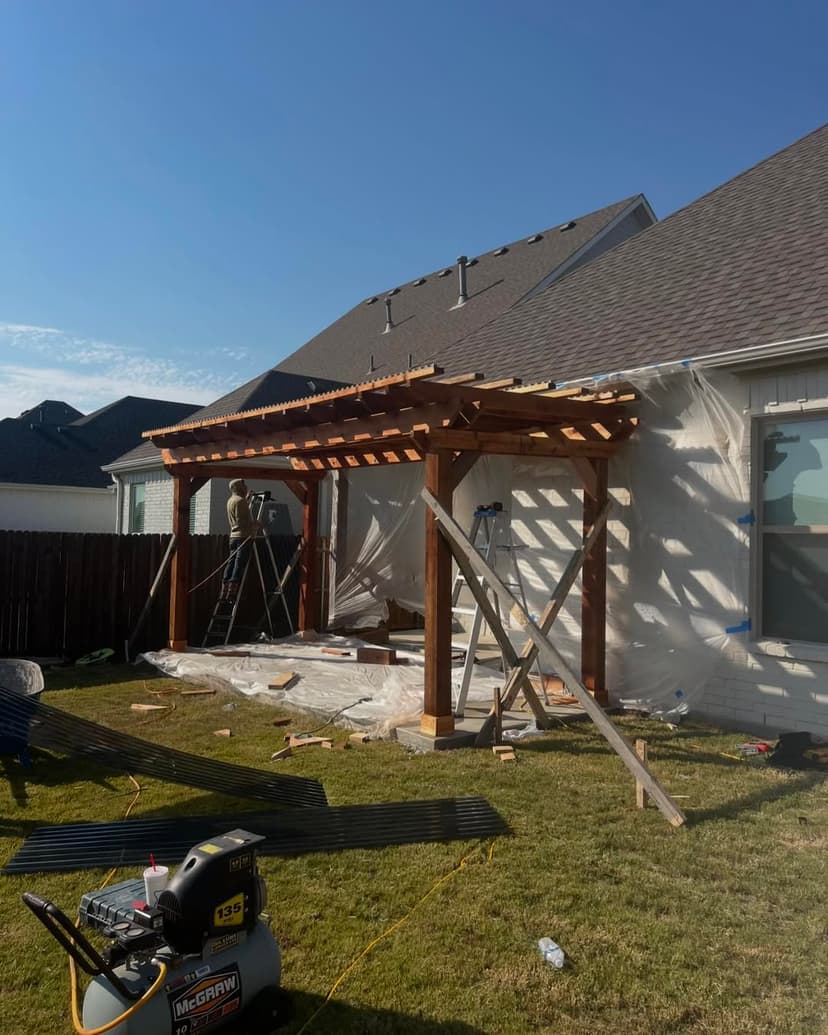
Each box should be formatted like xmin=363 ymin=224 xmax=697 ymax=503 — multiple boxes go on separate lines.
xmin=82 ymin=921 xmax=281 ymax=1035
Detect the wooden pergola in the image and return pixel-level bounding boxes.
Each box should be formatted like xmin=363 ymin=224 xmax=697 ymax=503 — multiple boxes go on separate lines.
xmin=144 ymin=365 xmax=638 ymax=738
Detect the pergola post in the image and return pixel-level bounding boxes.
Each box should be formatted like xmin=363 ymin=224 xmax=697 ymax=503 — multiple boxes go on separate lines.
xmin=298 ymin=478 xmax=321 ymax=632
xmin=168 ymin=474 xmax=193 ymax=650
xmin=422 ymin=450 xmax=454 ymax=736
xmin=581 ymin=457 xmax=609 ymax=706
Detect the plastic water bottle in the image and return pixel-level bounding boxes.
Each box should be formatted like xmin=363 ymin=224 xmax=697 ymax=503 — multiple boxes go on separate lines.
xmin=537 ymin=937 xmax=565 ymax=968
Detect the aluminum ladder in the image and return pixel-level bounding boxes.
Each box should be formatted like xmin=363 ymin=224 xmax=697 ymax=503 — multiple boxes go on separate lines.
xmin=202 ymin=494 xmax=298 ymax=647
xmin=451 ymin=502 xmax=544 ymax=716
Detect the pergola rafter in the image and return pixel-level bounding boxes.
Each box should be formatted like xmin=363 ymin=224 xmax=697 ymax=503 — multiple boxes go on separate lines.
xmin=144 ymin=365 xmax=639 ymax=735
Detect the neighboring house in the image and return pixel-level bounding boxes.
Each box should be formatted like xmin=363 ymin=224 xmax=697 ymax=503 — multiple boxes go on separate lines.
xmin=0 ymin=396 xmax=199 ymax=532
xmin=104 ymin=369 xmax=346 ymax=534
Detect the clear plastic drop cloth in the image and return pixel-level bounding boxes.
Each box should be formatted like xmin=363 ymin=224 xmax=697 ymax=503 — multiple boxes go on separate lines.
xmin=141 ymin=634 xmax=507 ymax=737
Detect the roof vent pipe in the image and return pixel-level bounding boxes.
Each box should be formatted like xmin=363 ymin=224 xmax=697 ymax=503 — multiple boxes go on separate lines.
xmin=456 ymin=255 xmax=468 ymax=306
xmin=383 ymin=297 xmax=395 ymax=334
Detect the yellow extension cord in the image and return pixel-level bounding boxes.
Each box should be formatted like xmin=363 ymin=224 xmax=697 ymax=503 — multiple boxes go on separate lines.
xmin=68 ymin=777 xmax=496 ymax=1034
xmin=295 ymin=840 xmax=496 ymax=1035
xmin=68 ymin=775 xmax=169 ymax=1035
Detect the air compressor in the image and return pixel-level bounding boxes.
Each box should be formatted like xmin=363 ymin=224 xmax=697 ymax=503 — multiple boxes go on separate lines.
xmin=23 ymin=829 xmax=288 ymax=1034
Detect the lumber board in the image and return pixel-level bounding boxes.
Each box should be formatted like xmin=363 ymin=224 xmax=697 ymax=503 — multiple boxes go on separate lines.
xmin=130 ymin=703 xmax=169 ymax=713
xmin=421 ymin=488 xmax=686 ymax=828
xmin=356 ymin=646 xmax=397 ymax=665
xmin=181 ymin=689 xmax=216 ymax=697
xmin=267 ymin=672 xmax=298 ymax=689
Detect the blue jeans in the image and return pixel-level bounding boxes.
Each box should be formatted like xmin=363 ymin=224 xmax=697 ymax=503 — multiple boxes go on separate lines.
xmin=223 ymin=538 xmax=252 ymax=582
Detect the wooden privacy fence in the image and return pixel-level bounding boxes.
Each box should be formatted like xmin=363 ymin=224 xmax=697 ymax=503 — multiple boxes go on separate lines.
xmin=0 ymin=531 xmax=302 ymax=660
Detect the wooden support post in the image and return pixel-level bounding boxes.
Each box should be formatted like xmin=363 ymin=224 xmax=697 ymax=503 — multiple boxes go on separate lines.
xmin=493 ymin=687 xmax=503 ymax=746
xmin=422 ymin=450 xmax=455 ymax=737
xmin=299 ymin=479 xmax=321 ymax=632
xmin=328 ymin=470 xmax=348 ymax=626
xmin=635 ymin=739 xmax=649 ymax=809
xmin=581 ymin=457 xmax=609 ymax=706
xmin=169 ymin=476 xmax=193 ymax=650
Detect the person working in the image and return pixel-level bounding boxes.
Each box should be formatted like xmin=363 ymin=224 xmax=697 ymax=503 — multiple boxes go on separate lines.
xmin=220 ymin=479 xmax=261 ymax=601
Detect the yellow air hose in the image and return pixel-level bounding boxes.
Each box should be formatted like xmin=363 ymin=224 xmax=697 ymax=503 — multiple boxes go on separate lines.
xmin=67 ymin=774 xmax=168 ymax=1035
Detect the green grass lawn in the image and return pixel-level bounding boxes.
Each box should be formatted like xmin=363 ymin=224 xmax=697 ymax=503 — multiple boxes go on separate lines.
xmin=2 ymin=663 xmax=826 ymax=1034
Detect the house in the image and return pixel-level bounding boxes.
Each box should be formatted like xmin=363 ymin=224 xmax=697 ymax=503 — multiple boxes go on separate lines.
xmin=143 ymin=124 xmax=828 ymax=742
xmin=0 ymin=396 xmax=200 ymax=532
xmin=104 ymin=369 xmax=347 ymax=534
xmin=421 ymin=122 xmax=828 ymax=739
xmin=110 ymin=195 xmax=654 ymax=534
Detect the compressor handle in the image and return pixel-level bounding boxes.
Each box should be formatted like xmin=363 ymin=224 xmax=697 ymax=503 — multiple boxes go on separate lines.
xmin=22 ymin=892 xmax=141 ymax=1001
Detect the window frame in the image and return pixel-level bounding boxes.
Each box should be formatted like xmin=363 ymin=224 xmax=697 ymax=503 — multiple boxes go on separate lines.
xmin=129 ymin=482 xmax=146 ymax=534
xmin=752 ymin=409 xmax=828 ymax=646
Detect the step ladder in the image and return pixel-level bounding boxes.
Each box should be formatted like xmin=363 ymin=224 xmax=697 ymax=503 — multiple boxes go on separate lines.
xmin=451 ymin=502 xmax=544 ymax=717
xmin=202 ymin=493 xmax=300 ymax=647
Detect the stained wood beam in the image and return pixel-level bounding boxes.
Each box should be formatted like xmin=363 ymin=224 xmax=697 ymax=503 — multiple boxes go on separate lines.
xmin=168 ymin=475 xmax=193 ymax=650
xmin=422 ymin=451 xmax=454 ymax=737
xmin=451 ymin=451 xmax=480 ymax=489
xmin=298 ymin=480 xmax=321 ymax=632
xmin=160 ymin=401 xmax=460 ymax=466
xmin=163 ymin=463 xmax=325 ymax=483
xmin=581 ymin=458 xmax=609 ymax=704
xmin=425 ymin=428 xmax=618 ymax=459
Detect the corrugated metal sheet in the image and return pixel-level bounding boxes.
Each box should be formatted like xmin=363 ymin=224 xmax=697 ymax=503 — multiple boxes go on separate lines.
xmin=0 ymin=684 xmax=327 ymax=808
xmin=3 ymin=797 xmax=508 ymax=874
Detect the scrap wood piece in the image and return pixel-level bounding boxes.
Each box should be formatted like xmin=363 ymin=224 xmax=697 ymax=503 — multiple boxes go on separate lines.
xmin=130 ymin=703 xmax=169 ymax=713
xmin=0 ymin=684 xmax=327 ymax=808
xmin=492 ymin=745 xmax=516 ymax=761
xmin=268 ymin=672 xmax=297 ymax=689
xmin=181 ymin=689 xmax=216 ymax=697
xmin=213 ymin=728 xmax=232 ymax=737
xmin=271 ymin=717 xmax=291 ymax=727
xmin=421 ymin=488 xmax=686 ymax=828
xmin=356 ymin=646 xmax=397 ymax=665
xmin=320 ymin=647 xmax=351 ymax=656
xmin=322 ymin=740 xmax=351 ymax=751
xmin=349 ymin=732 xmax=370 ymax=744
xmin=3 ymin=796 xmax=508 ymax=875
xmin=289 ymin=735 xmax=333 ymax=749
xmin=271 ymin=747 xmax=292 ymax=761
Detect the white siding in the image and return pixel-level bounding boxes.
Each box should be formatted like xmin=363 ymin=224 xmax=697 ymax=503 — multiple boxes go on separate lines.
xmin=0 ymin=483 xmax=116 ymax=532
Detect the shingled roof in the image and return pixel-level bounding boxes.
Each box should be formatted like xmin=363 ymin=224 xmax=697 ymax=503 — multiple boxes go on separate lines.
xmin=275 ymin=196 xmax=654 ymax=383
xmin=440 ymin=124 xmax=828 ymax=384
xmin=109 ymin=368 xmax=347 ymax=469
xmin=0 ymin=396 xmax=200 ymax=488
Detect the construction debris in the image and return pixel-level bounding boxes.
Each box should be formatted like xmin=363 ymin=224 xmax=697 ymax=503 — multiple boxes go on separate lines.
xmin=320 ymin=647 xmax=351 ymax=656
xmin=181 ymin=689 xmax=216 ymax=697
xmin=213 ymin=728 xmax=232 ymax=737
xmin=130 ymin=703 xmax=169 ymax=713
xmin=271 ymin=747 xmax=292 ymax=761
xmin=492 ymin=745 xmax=517 ymax=762
xmin=271 ymin=717 xmax=291 ymax=727
xmin=289 ymin=735 xmax=333 ymax=750
xmin=349 ymin=732 xmax=370 ymax=744
xmin=356 ymin=646 xmax=398 ymax=665
xmin=267 ymin=672 xmax=297 ymax=689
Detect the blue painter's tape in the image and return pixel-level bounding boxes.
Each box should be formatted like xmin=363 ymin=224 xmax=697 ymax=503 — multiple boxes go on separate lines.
xmin=681 ymin=359 xmax=691 ymax=367
xmin=736 ymin=512 xmax=755 ymax=526
xmin=725 ymin=619 xmax=751 ymax=634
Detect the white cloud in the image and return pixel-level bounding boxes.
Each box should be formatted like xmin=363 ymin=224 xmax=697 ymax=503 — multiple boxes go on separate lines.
xmin=0 ymin=322 xmax=243 ymax=418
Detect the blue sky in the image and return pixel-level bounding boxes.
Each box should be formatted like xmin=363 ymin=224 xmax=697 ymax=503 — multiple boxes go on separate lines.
xmin=0 ymin=1 xmax=825 ymax=418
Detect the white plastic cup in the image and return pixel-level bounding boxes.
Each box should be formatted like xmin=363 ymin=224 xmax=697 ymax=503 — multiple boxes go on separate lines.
xmin=143 ymin=865 xmax=169 ymax=905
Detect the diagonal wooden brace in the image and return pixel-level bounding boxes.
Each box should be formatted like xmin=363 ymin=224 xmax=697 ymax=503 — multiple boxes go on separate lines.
xmin=421 ymin=487 xmax=686 ymax=828
xmin=500 ymin=501 xmax=611 ymax=711
xmin=448 ymin=543 xmax=550 ymax=729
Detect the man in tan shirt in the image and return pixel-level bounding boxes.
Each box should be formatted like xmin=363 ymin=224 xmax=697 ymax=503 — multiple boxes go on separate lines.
xmin=221 ymin=479 xmax=261 ymax=601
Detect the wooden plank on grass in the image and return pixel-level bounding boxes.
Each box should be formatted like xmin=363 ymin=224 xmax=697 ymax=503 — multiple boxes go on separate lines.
xmin=636 ymin=740 xmax=649 ymax=809
xmin=421 ymin=488 xmax=686 ymax=828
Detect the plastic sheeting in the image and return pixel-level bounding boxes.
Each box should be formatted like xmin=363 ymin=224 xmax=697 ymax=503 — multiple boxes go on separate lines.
xmin=141 ymin=634 xmax=507 ymax=737
xmin=325 ymin=368 xmax=751 ymax=720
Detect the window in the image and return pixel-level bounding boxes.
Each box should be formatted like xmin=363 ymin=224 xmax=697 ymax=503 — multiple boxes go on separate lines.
xmin=129 ymin=483 xmax=146 ymax=533
xmin=758 ymin=416 xmax=828 ymax=643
